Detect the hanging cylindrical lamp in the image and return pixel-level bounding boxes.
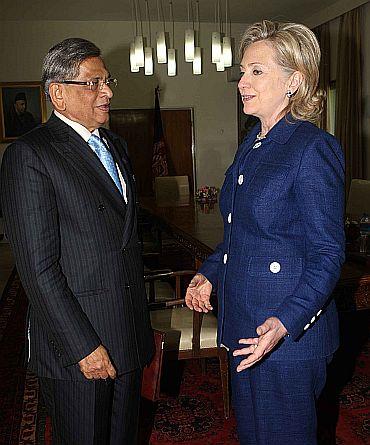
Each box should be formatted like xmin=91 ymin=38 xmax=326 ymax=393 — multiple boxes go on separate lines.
xmin=144 ymin=0 xmax=154 ymax=75
xmin=212 ymin=1 xmax=221 ymax=63
xmin=130 ymin=42 xmax=139 ymax=72
xmin=156 ymin=0 xmax=167 ymax=63
xmin=185 ymin=0 xmax=195 ymax=62
xmin=133 ymin=0 xmax=145 ymax=68
xmin=192 ymin=1 xmax=202 ymax=75
xmin=129 ymin=0 xmax=139 ymax=72
xmin=168 ymin=49 xmax=176 ymax=76
xmin=167 ymin=1 xmax=176 ymax=76
xmin=193 ymin=47 xmax=202 ymax=75
xmin=134 ymin=36 xmax=145 ymax=67
xmin=216 ymin=46 xmax=225 ymax=71
xmin=144 ymin=47 xmax=154 ymax=75
xmin=223 ymin=0 xmax=232 ymax=67
xmin=223 ymin=36 xmax=232 ymax=67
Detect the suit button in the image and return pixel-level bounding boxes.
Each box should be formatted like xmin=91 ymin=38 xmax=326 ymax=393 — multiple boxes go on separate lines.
xmin=98 ymin=204 xmax=106 ymax=212
xmin=238 ymin=174 xmax=244 ymax=185
xmin=227 ymin=213 xmax=232 ymax=224
xmin=310 ymin=316 xmax=316 ymax=323
xmin=223 ymin=253 xmax=228 ymax=264
xmin=317 ymin=309 xmax=322 ymax=316
xmin=304 ymin=323 xmax=310 ymax=331
xmin=253 ymin=141 xmax=262 ymax=149
xmin=269 ymin=261 xmax=281 ymax=273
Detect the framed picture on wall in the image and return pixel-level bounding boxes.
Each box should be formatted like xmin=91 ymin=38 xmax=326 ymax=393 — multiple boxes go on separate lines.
xmin=0 ymin=82 xmax=47 ymax=142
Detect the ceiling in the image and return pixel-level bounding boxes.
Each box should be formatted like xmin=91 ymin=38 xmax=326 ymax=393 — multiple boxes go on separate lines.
xmin=0 ymin=0 xmax=344 ymax=23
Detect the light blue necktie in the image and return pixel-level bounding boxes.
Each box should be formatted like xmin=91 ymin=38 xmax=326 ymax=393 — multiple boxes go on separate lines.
xmin=88 ymin=134 xmax=123 ymax=195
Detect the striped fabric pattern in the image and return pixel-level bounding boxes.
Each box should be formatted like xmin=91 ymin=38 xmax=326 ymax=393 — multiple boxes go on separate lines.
xmin=0 ymin=113 xmax=154 ymax=382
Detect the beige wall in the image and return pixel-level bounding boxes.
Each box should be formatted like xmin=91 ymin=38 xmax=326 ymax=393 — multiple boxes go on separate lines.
xmin=0 ymin=0 xmax=368 ymax=187
xmin=0 ymin=21 xmax=248 ymax=189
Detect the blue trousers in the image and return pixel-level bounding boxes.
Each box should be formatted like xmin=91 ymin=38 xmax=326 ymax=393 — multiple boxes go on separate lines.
xmin=229 ymin=355 xmax=329 ymax=445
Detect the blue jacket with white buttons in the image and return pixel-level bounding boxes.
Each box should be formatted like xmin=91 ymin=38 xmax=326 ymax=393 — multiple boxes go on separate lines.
xmin=199 ymin=114 xmax=345 ymax=360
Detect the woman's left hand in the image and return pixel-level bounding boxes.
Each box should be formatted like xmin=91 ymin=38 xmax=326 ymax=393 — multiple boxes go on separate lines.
xmin=233 ymin=317 xmax=288 ymax=372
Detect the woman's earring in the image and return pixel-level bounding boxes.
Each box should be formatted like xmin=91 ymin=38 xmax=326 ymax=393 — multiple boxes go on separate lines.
xmin=286 ymin=90 xmax=293 ymax=98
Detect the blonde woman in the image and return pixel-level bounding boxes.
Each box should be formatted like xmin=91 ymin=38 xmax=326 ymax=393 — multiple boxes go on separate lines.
xmin=186 ymin=20 xmax=344 ymax=444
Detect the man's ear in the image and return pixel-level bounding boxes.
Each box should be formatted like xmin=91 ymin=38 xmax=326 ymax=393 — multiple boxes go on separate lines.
xmin=288 ymin=71 xmax=304 ymax=94
xmin=49 ymin=83 xmax=66 ymax=111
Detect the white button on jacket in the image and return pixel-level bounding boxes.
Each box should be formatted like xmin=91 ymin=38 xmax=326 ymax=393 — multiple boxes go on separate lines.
xmin=238 ymin=174 xmax=244 ymax=185
xmin=269 ymin=261 xmax=281 ymax=273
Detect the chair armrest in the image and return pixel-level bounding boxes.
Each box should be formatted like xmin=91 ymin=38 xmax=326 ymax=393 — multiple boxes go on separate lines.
xmin=144 ymin=270 xmax=196 ymax=281
xmin=148 ymin=298 xmax=185 ymax=310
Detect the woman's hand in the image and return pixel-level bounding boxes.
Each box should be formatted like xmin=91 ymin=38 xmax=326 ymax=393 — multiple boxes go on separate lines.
xmin=233 ymin=317 xmax=288 ymax=372
xmin=185 ymin=273 xmax=213 ymax=312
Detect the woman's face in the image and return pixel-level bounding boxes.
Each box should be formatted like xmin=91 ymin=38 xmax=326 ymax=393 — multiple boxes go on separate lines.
xmin=238 ymin=40 xmax=291 ymax=125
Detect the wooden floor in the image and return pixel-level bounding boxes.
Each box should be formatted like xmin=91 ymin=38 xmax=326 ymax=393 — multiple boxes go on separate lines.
xmin=0 ymin=239 xmax=15 ymax=298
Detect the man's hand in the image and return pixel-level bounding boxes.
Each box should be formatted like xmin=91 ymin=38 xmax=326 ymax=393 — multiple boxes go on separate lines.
xmin=185 ymin=273 xmax=213 ymax=313
xmin=78 ymin=345 xmax=116 ymax=380
xmin=233 ymin=317 xmax=288 ymax=372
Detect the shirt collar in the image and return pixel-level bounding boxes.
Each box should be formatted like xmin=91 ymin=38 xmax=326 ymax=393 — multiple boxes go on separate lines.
xmin=54 ymin=111 xmax=100 ymax=142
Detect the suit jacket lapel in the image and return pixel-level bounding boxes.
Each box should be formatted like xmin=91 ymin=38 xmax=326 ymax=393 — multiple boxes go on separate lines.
xmin=100 ymin=129 xmax=137 ymax=248
xmin=46 ymin=114 xmax=127 ymax=218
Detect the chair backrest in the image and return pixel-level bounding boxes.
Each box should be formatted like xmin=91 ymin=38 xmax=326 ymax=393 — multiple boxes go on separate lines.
xmin=145 ymin=271 xmax=217 ymax=354
xmin=154 ymin=176 xmax=190 ymax=204
xmin=346 ymin=179 xmax=370 ymax=217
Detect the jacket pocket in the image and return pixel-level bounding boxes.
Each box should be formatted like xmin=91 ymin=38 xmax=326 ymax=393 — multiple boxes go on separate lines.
xmin=244 ymin=256 xmax=303 ymax=309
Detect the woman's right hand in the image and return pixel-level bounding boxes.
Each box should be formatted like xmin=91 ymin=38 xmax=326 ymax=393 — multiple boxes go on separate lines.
xmin=185 ymin=273 xmax=213 ymax=313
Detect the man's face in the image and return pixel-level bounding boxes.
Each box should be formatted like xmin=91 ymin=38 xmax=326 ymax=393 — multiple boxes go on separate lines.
xmin=14 ymin=100 xmax=26 ymax=114
xmin=61 ymin=57 xmax=113 ymax=132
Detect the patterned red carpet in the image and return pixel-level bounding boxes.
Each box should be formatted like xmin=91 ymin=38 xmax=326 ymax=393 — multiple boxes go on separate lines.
xmin=0 ymin=271 xmax=369 ymax=445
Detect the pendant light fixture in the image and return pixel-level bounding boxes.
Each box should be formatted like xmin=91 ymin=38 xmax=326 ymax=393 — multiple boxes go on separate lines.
xmin=144 ymin=0 xmax=154 ymax=75
xmin=134 ymin=0 xmax=145 ymax=68
xmin=184 ymin=0 xmax=195 ymax=62
xmin=216 ymin=48 xmax=225 ymax=71
xmin=192 ymin=0 xmax=202 ymax=75
xmin=130 ymin=0 xmax=139 ymax=72
xmin=130 ymin=42 xmax=139 ymax=72
xmin=222 ymin=0 xmax=232 ymax=67
xmin=212 ymin=0 xmax=221 ymax=64
xmin=167 ymin=0 xmax=176 ymax=76
xmin=156 ymin=0 xmax=167 ymax=63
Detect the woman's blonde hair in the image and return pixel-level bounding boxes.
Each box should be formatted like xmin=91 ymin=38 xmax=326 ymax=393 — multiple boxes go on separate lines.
xmin=239 ymin=20 xmax=324 ymax=123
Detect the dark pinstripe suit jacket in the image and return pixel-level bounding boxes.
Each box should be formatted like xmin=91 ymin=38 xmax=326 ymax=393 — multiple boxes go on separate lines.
xmin=0 ymin=113 xmax=154 ymax=380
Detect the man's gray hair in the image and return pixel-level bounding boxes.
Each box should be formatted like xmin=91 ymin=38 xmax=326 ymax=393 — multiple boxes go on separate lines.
xmin=42 ymin=37 xmax=101 ymax=99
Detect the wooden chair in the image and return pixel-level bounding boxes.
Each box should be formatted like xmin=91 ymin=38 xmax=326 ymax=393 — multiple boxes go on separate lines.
xmin=154 ymin=175 xmax=190 ymax=205
xmin=145 ymin=271 xmax=230 ymax=419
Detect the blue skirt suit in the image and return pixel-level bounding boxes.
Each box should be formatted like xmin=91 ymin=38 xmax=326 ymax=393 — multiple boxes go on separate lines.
xmin=199 ymin=115 xmax=345 ymax=444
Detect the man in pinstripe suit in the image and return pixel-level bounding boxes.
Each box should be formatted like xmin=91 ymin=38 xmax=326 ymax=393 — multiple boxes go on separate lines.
xmin=0 ymin=38 xmax=154 ymax=444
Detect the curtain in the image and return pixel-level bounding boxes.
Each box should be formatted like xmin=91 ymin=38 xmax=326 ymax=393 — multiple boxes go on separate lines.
xmin=314 ymin=22 xmax=331 ymax=131
xmin=335 ymin=7 xmax=363 ymax=197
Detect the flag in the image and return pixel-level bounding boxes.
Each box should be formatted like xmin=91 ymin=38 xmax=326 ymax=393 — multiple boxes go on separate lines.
xmin=152 ymin=86 xmax=169 ymax=178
